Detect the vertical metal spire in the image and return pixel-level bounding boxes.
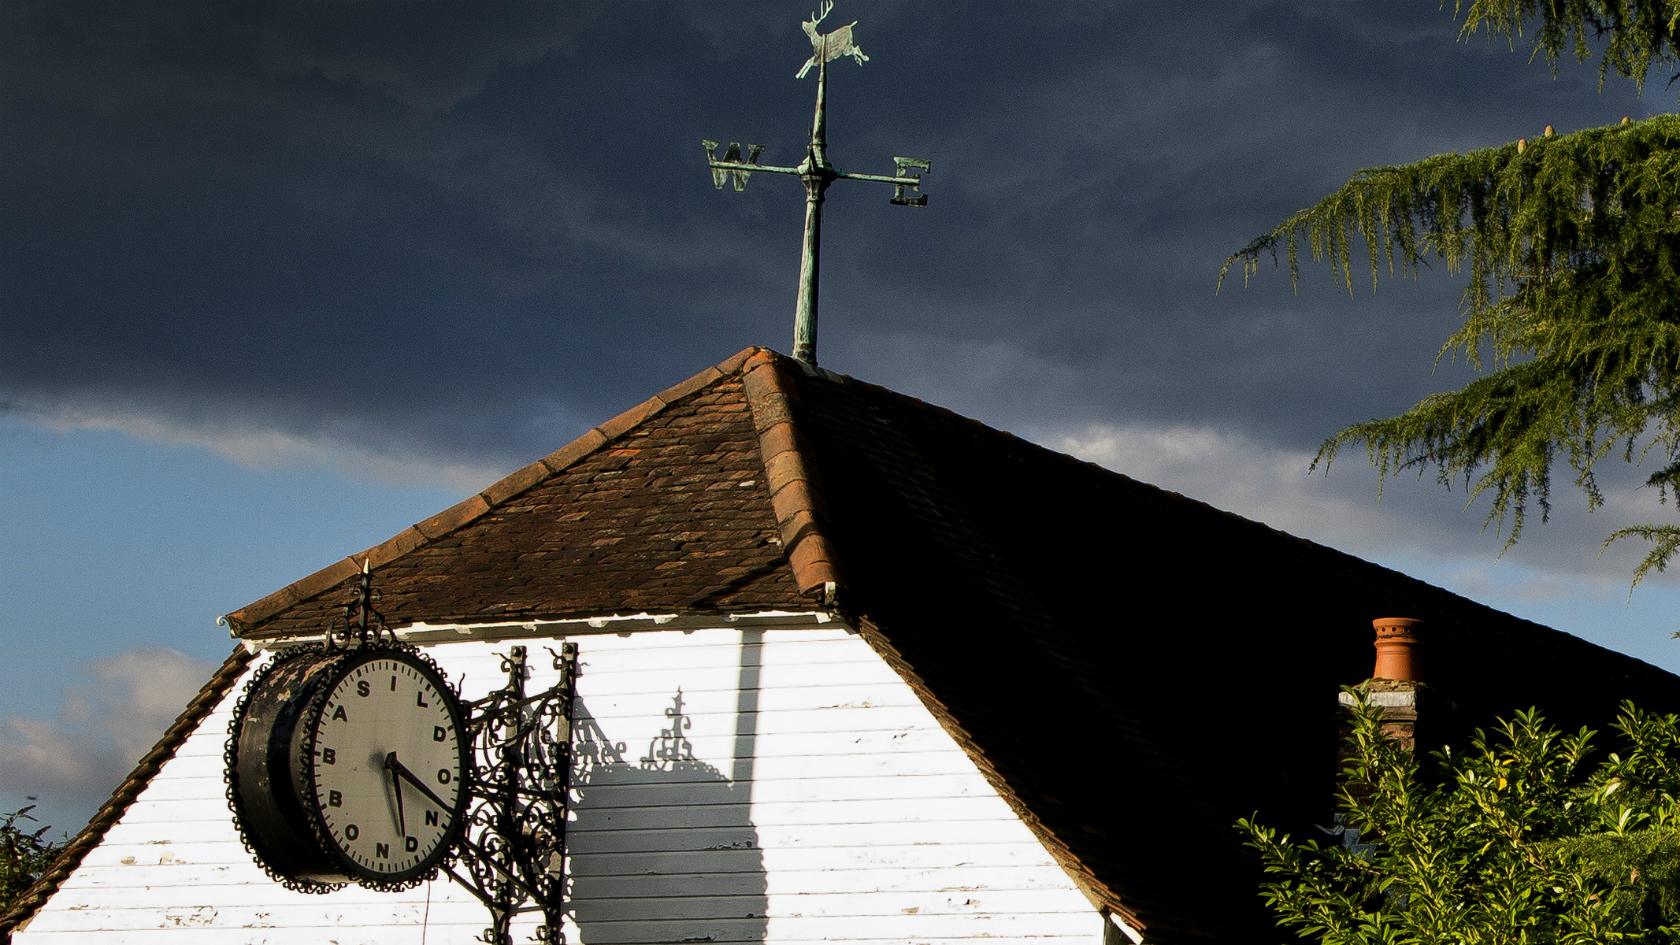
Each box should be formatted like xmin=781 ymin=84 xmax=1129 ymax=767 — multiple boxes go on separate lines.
xmin=702 ymin=3 xmax=931 ymax=366
xmin=793 ymin=60 xmax=831 ymax=364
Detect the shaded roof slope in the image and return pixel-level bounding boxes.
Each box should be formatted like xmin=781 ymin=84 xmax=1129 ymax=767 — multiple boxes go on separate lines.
xmin=766 ymin=352 xmax=1680 ymax=943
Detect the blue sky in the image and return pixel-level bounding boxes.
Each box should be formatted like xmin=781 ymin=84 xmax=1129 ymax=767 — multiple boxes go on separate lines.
xmin=4 ymin=0 xmax=1678 ymax=838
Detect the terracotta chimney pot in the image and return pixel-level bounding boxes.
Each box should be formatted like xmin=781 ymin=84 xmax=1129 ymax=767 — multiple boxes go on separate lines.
xmin=1371 ymin=617 xmax=1422 ymax=682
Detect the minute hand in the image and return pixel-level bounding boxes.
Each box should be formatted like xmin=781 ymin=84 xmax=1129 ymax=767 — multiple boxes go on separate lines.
xmin=388 ymin=754 xmax=456 ymax=812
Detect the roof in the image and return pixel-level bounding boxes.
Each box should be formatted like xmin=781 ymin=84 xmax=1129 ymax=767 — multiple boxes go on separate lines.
xmin=13 ymin=345 xmax=1680 ymax=944
xmin=225 ymin=347 xmax=811 ymax=638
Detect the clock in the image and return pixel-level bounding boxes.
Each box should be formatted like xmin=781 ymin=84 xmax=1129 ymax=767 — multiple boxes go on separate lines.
xmin=227 ymin=645 xmax=472 ymax=889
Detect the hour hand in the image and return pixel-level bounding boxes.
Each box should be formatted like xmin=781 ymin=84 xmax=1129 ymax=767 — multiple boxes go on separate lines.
xmin=383 ymin=752 xmax=407 ymax=835
xmin=388 ymin=753 xmax=455 ymax=812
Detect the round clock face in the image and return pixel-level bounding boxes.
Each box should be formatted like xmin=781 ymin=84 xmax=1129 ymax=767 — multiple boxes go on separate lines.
xmin=304 ymin=650 xmax=471 ymax=883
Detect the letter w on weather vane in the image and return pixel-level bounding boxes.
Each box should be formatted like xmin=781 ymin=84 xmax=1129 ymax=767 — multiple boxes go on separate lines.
xmin=701 ymin=1 xmax=931 ymax=366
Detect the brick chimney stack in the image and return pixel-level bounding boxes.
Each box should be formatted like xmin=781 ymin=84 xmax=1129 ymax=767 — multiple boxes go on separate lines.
xmin=1328 ymin=618 xmax=1425 ymax=845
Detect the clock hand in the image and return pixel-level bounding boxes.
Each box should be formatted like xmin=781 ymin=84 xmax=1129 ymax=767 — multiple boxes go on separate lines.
xmin=383 ymin=752 xmax=408 ymax=836
xmin=388 ymin=753 xmax=455 ymax=813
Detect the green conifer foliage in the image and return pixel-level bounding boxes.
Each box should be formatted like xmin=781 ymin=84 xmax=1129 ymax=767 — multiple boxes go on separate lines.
xmin=1224 ymin=1 xmax=1680 ymax=582
xmin=1460 ymin=0 xmax=1678 ymax=88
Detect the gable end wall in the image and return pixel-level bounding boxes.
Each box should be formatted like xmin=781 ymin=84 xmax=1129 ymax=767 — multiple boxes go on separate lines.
xmin=13 ymin=624 xmax=1104 ymax=945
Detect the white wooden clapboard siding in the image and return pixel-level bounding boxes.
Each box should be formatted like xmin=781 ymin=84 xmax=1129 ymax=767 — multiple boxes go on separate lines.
xmin=15 ymin=623 xmax=1105 ymax=945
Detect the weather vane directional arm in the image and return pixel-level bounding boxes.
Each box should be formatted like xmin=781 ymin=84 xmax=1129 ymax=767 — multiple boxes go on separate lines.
xmin=699 ymin=144 xmax=929 ymax=203
xmin=701 ymin=1 xmax=931 ymax=365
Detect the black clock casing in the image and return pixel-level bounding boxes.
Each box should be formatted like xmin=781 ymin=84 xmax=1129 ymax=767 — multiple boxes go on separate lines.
xmin=227 ymin=645 xmax=472 ymax=889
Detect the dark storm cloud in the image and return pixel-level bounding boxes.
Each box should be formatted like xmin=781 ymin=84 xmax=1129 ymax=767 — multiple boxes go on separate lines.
xmin=0 ymin=1 xmax=1656 ymax=470
xmin=13 ymin=1 xmax=1680 ymax=842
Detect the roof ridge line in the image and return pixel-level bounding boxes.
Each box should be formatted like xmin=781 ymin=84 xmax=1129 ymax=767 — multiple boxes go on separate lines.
xmin=0 ymin=646 xmax=255 ymax=940
xmin=740 ymin=350 xmax=842 ymax=605
xmin=223 ymin=346 xmax=768 ymax=635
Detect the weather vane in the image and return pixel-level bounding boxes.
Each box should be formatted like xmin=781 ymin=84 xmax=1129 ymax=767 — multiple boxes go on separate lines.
xmin=702 ymin=1 xmax=931 ymax=365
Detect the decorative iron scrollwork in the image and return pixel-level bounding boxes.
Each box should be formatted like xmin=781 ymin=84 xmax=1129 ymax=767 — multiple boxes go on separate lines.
xmin=446 ymin=643 xmax=579 ymax=945
xmin=330 ymin=558 xmax=396 ymax=651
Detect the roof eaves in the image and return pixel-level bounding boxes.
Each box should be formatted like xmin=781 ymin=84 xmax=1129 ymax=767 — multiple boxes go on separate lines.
xmin=224 ymin=346 xmax=767 ymax=637
xmin=0 ymin=647 xmax=254 ymax=942
xmin=740 ymin=350 xmax=843 ymax=604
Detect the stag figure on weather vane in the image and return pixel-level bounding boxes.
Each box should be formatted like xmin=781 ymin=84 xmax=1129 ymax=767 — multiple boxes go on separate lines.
xmin=796 ymin=1 xmax=868 ymax=78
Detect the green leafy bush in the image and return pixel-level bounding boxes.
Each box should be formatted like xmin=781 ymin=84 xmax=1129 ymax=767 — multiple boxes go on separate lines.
xmin=1241 ymin=695 xmax=1680 ymax=943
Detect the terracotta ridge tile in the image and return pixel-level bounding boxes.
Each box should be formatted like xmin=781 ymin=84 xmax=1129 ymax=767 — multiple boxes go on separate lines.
xmin=0 ymin=646 xmax=254 ymax=940
xmin=224 ymin=347 xmax=764 ymax=636
xmin=222 ymin=557 xmax=360 ymax=634
xmin=740 ymin=349 xmax=841 ymax=602
xmin=415 ymin=493 xmax=492 ymax=540
xmin=364 ymin=527 xmax=429 ymax=572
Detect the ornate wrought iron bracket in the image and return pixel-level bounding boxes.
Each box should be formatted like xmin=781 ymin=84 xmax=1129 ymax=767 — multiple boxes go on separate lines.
xmin=446 ymin=643 xmax=580 ymax=945
xmin=327 ymin=559 xmax=396 ymax=651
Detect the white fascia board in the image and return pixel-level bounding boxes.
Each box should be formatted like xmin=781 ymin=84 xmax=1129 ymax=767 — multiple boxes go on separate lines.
xmin=1108 ymin=911 xmax=1146 ymax=945
xmin=240 ymin=609 xmax=841 ymax=652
